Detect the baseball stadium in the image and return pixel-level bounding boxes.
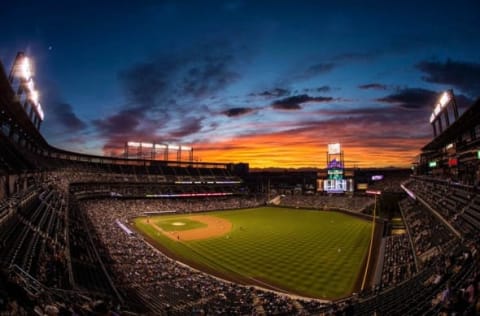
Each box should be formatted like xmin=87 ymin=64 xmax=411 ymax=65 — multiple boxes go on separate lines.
xmin=0 ymin=49 xmax=479 ymax=316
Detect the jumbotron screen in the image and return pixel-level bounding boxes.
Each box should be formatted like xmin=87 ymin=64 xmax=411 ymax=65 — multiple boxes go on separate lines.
xmin=319 ymin=179 xmax=353 ymax=193
xmin=324 ymin=179 xmax=347 ymax=193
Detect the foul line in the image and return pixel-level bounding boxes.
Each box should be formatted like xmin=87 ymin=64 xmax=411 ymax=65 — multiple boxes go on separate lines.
xmin=361 ymin=194 xmax=377 ymax=291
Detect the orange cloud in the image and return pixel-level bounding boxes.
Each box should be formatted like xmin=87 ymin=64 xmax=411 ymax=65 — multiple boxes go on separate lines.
xmin=195 ymin=130 xmax=428 ymax=169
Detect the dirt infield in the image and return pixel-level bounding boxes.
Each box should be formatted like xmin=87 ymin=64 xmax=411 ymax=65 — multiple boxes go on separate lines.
xmin=139 ymin=215 xmax=232 ymax=241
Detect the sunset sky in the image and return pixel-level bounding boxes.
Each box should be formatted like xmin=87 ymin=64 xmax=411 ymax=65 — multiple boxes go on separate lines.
xmin=1 ymin=1 xmax=480 ymax=168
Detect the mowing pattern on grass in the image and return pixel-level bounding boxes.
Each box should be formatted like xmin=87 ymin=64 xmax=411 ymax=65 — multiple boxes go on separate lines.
xmin=133 ymin=207 xmax=371 ymax=299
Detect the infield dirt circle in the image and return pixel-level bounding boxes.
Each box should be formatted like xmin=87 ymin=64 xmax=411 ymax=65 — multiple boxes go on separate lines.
xmin=139 ymin=215 xmax=232 ymax=241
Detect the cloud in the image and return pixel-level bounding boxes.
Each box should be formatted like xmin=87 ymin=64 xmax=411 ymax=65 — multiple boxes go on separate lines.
xmin=358 ymin=83 xmax=388 ymax=90
xmin=271 ymin=94 xmax=333 ymax=110
xmin=271 ymin=103 xmax=302 ymax=110
xmin=377 ymin=87 xmax=473 ymax=112
xmin=250 ymin=88 xmax=290 ymax=98
xmin=416 ymin=58 xmax=480 ymax=97
xmin=181 ymin=53 xmax=239 ymax=98
xmin=93 ymin=108 xmax=143 ymax=135
xmin=315 ymin=85 xmax=332 ymax=93
xmin=377 ymin=88 xmax=439 ymax=109
xmin=303 ymin=62 xmax=336 ymax=78
xmin=304 ymin=85 xmax=332 ymax=93
xmin=49 ymin=102 xmax=87 ymax=132
xmin=194 ymin=110 xmax=432 ymax=168
xmin=222 ymin=107 xmax=256 ymax=117
xmin=93 ymin=107 xmax=206 ymax=153
xmin=94 ymin=40 xmax=243 ymax=155
xmin=170 ymin=116 xmax=204 ymax=138
xmin=118 ymin=40 xmax=241 ymax=112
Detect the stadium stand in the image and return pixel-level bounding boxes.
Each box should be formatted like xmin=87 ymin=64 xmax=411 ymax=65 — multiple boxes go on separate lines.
xmin=380 ymin=234 xmax=416 ymax=287
xmin=279 ymin=195 xmax=373 ymax=213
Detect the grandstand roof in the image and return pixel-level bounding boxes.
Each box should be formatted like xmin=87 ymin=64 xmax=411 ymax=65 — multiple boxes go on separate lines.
xmin=422 ymin=98 xmax=480 ymax=152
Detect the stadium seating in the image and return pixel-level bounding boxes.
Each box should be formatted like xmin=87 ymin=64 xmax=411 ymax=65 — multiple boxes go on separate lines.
xmin=380 ymin=234 xmax=416 ymax=287
xmin=279 ymin=194 xmax=373 ymax=213
xmin=1 ymin=166 xmax=479 ymax=315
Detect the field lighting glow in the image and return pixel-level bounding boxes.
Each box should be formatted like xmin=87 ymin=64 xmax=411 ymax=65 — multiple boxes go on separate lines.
xmin=10 ymin=53 xmax=45 ymax=122
xmin=18 ymin=56 xmax=32 ymax=80
xmin=26 ymin=78 xmax=35 ymax=91
xmin=328 ymin=143 xmax=341 ymax=154
xmin=29 ymin=90 xmax=39 ymax=104
xmin=430 ymin=90 xmax=451 ymax=123
xmin=439 ymin=92 xmax=450 ymax=107
xmin=127 ymin=142 xmax=141 ymax=147
xmin=127 ymin=141 xmax=192 ymax=151
xmin=37 ymin=105 xmax=44 ymax=120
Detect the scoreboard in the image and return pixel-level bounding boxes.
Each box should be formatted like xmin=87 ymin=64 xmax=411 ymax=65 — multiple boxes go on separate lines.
xmin=318 ymin=143 xmax=354 ymax=193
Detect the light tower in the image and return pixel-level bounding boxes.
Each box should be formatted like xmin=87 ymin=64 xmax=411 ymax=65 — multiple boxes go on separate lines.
xmin=429 ymin=90 xmax=459 ymax=137
xmin=8 ymin=52 xmax=45 ymax=130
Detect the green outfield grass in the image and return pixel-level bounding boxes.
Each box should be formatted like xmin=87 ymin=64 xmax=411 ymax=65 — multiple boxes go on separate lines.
xmin=133 ymin=207 xmax=372 ymax=299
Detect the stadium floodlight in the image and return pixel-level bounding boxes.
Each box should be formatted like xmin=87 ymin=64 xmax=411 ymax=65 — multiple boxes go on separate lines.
xmin=168 ymin=144 xmax=179 ymax=150
xmin=17 ymin=56 xmax=32 ymax=80
xmin=430 ymin=91 xmax=452 ymax=123
xmin=181 ymin=146 xmax=191 ymax=151
xmin=127 ymin=141 xmax=141 ymax=147
xmin=141 ymin=142 xmax=153 ymax=148
xmin=29 ymin=90 xmax=39 ymax=105
xmin=26 ymin=78 xmax=35 ymax=92
xmin=154 ymin=144 xmax=167 ymax=149
xmin=439 ymin=91 xmax=450 ymax=108
xmin=328 ymin=143 xmax=341 ymax=154
xmin=37 ymin=104 xmax=44 ymax=121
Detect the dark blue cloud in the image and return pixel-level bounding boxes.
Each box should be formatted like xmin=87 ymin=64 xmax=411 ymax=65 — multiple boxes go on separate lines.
xmin=222 ymin=107 xmax=256 ymax=117
xmin=377 ymin=88 xmax=473 ymax=111
xmin=49 ymin=102 xmax=87 ymax=132
xmin=272 ymin=94 xmax=333 ymax=110
xmin=118 ymin=40 xmax=241 ymax=112
xmin=377 ymin=88 xmax=439 ymax=109
xmin=416 ymin=58 xmax=480 ymax=97
xmin=170 ymin=117 xmax=204 ymax=138
xmin=359 ymin=83 xmax=388 ymax=90
xmin=249 ymin=88 xmax=290 ymax=98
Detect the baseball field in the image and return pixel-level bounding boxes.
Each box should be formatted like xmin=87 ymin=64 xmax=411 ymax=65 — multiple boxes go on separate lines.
xmin=132 ymin=206 xmax=372 ymax=299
